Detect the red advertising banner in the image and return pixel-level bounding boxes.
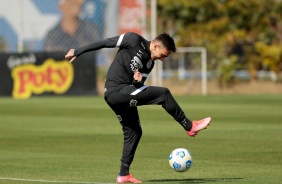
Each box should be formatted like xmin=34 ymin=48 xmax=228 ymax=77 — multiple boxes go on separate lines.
xmin=119 ymin=0 xmax=143 ymax=34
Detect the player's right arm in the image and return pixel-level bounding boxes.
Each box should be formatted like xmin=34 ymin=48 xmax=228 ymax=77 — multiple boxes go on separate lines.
xmin=65 ymin=36 xmax=120 ymax=63
xmin=65 ymin=49 xmax=76 ymax=63
xmin=65 ymin=32 xmax=137 ymax=63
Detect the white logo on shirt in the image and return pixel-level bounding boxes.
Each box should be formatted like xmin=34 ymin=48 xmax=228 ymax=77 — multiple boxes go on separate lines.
xmin=130 ymin=50 xmax=144 ymax=72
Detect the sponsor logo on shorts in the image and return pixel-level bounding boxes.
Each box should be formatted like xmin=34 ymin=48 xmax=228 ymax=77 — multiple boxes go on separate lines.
xmin=129 ymin=99 xmax=138 ymax=107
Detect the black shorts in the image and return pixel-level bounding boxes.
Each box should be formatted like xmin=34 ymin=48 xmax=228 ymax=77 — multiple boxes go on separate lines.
xmin=105 ymin=85 xmax=166 ymax=126
xmin=104 ymin=85 xmax=185 ymax=129
xmin=105 ymin=85 xmax=168 ymax=107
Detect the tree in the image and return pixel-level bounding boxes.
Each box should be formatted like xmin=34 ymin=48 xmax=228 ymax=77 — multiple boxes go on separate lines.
xmin=157 ymin=0 xmax=282 ymax=84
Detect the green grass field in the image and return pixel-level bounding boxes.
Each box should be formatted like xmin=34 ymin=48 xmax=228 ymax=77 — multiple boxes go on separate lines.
xmin=0 ymin=95 xmax=282 ymax=184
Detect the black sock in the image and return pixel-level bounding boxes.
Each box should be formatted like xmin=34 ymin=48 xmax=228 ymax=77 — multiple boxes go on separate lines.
xmin=119 ymin=163 xmax=130 ymax=176
xmin=180 ymin=118 xmax=192 ymax=131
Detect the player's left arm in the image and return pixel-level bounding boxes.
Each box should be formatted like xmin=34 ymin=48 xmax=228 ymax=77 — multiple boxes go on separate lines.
xmin=133 ymin=69 xmax=143 ymax=82
xmin=133 ymin=70 xmax=150 ymax=88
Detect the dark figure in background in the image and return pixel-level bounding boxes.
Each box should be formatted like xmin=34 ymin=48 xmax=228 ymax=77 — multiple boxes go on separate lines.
xmin=44 ymin=0 xmax=99 ymax=52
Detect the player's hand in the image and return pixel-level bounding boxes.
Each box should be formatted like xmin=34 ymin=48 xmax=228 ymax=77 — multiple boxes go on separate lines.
xmin=65 ymin=49 xmax=77 ymax=63
xmin=134 ymin=69 xmax=142 ymax=82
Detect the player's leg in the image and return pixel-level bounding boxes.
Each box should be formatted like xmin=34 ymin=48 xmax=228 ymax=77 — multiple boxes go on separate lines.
xmin=132 ymin=86 xmax=211 ymax=136
xmin=118 ymin=107 xmax=142 ymax=175
xmin=131 ymin=86 xmax=192 ymax=129
xmin=105 ymin=99 xmax=142 ymax=182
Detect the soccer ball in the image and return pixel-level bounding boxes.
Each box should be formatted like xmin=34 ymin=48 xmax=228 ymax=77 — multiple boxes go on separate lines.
xmin=168 ymin=148 xmax=192 ymax=172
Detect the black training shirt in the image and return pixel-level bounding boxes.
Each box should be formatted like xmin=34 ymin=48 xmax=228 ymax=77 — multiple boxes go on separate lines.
xmin=74 ymin=32 xmax=154 ymax=97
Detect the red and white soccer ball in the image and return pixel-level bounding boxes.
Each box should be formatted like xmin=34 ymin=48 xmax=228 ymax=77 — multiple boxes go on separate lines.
xmin=168 ymin=148 xmax=193 ymax=172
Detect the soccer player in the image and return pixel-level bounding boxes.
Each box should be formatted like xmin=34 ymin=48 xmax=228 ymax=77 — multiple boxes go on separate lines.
xmin=65 ymin=32 xmax=211 ymax=183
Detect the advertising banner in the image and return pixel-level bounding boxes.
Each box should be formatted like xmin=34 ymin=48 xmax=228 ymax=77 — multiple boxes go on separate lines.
xmin=119 ymin=0 xmax=143 ymax=35
xmin=0 ymin=52 xmax=97 ymax=99
xmin=0 ymin=0 xmax=105 ymax=52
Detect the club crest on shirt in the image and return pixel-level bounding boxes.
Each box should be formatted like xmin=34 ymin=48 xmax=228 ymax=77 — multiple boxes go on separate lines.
xmin=147 ymin=60 xmax=152 ymax=69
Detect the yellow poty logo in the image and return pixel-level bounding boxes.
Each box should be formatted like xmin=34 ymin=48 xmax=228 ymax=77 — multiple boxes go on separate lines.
xmin=11 ymin=59 xmax=74 ymax=99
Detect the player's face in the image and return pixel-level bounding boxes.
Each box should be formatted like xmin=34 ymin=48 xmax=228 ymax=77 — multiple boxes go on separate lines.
xmin=151 ymin=44 xmax=171 ymax=61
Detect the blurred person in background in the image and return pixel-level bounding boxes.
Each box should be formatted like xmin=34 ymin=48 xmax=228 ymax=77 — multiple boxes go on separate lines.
xmin=44 ymin=0 xmax=99 ymax=52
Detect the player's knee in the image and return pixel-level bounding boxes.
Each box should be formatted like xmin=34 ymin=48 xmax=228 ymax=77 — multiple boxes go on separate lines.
xmin=132 ymin=128 xmax=142 ymax=142
xmin=161 ymin=87 xmax=171 ymax=96
xmin=123 ymin=125 xmax=142 ymax=138
xmin=138 ymin=128 xmax=143 ymax=137
xmin=134 ymin=125 xmax=142 ymax=138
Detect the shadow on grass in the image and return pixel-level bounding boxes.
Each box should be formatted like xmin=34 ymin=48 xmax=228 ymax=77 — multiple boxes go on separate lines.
xmin=146 ymin=177 xmax=243 ymax=183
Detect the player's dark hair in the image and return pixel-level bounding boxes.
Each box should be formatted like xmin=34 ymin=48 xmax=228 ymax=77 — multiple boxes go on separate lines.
xmin=155 ymin=33 xmax=176 ymax=52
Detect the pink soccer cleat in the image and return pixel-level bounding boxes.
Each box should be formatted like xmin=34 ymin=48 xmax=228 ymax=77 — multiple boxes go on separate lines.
xmin=116 ymin=174 xmax=142 ymax=183
xmin=187 ymin=117 xmax=211 ymax=137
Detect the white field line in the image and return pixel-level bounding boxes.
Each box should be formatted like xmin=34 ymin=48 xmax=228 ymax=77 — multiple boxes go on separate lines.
xmin=0 ymin=177 xmax=115 ymax=184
